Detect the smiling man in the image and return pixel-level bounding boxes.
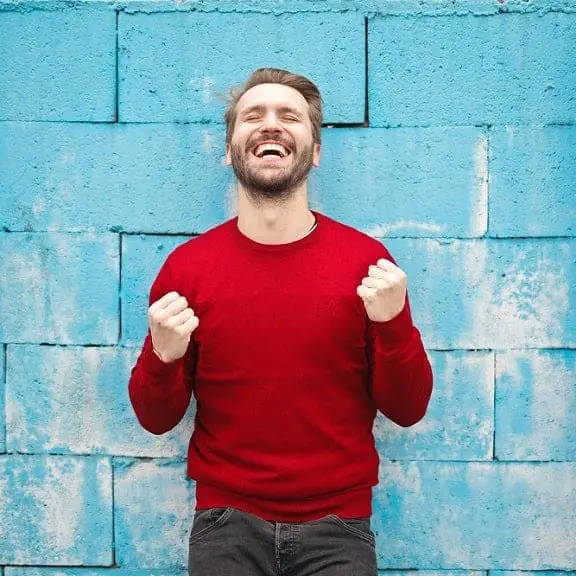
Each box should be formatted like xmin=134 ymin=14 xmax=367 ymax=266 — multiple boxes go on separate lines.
xmin=129 ymin=68 xmax=433 ymax=576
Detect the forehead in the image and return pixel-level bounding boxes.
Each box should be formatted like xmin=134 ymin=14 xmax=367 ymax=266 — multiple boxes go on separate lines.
xmin=236 ymin=83 xmax=309 ymax=115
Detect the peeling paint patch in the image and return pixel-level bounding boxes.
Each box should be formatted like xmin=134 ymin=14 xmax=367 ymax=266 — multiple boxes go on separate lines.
xmin=367 ymin=220 xmax=443 ymax=237
xmin=472 ymin=132 xmax=488 ymax=236
xmin=374 ymin=351 xmax=494 ymax=460
xmin=463 ymin=240 xmax=574 ymax=348
xmin=496 ymin=350 xmax=576 ymax=460
xmin=0 ymin=455 xmax=112 ymax=565
xmin=114 ymin=460 xmax=194 ymax=568
xmin=0 ymin=233 xmax=119 ymax=344
xmin=6 ymin=345 xmax=194 ymax=457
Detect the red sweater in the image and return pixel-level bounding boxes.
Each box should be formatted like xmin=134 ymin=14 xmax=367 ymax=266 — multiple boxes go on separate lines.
xmin=129 ymin=211 xmax=433 ymax=522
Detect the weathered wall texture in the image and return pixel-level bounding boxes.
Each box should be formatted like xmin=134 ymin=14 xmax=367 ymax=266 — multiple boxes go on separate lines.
xmin=0 ymin=0 xmax=575 ymax=572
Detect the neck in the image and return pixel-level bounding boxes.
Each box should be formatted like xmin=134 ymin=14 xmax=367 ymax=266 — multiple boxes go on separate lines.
xmin=235 ymin=182 xmax=316 ymax=245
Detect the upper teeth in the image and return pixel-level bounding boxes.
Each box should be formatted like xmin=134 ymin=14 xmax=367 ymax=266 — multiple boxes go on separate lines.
xmin=255 ymin=143 xmax=289 ymax=158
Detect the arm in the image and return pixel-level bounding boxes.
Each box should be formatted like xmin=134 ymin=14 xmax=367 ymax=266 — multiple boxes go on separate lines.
xmin=128 ymin=259 xmax=197 ymax=435
xmin=367 ymin=296 xmax=433 ymax=427
xmin=358 ymin=252 xmax=433 ymax=427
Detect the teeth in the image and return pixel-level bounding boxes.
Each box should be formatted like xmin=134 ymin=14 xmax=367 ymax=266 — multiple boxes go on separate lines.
xmin=254 ymin=143 xmax=289 ymax=158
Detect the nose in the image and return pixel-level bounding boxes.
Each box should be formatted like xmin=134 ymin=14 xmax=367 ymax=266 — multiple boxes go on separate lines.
xmin=259 ymin=111 xmax=282 ymax=133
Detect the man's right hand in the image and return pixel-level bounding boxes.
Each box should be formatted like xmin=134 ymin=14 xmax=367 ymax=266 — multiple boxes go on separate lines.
xmin=148 ymin=291 xmax=199 ymax=363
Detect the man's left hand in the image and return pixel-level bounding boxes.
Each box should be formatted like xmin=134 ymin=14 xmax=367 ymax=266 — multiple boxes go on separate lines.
xmin=357 ymin=259 xmax=407 ymax=322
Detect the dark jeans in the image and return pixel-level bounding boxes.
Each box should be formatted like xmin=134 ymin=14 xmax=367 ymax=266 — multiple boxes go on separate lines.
xmin=188 ymin=506 xmax=378 ymax=576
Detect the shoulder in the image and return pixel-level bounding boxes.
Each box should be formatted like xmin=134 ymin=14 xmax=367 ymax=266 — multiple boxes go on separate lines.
xmin=318 ymin=212 xmax=395 ymax=262
xmin=163 ymin=217 xmax=236 ymax=268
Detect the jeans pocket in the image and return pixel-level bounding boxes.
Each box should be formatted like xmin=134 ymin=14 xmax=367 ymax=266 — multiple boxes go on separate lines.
xmin=326 ymin=514 xmax=376 ymax=545
xmin=189 ymin=507 xmax=234 ymax=545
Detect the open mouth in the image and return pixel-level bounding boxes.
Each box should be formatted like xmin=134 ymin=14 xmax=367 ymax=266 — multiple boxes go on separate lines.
xmin=251 ymin=141 xmax=292 ymax=161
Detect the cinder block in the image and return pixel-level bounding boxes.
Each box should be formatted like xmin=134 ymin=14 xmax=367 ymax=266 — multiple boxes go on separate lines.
xmin=5 ymin=345 xmax=194 ymax=456
xmin=313 ymin=127 xmax=488 ymax=237
xmin=119 ymin=12 xmax=364 ymax=123
xmin=0 ymin=123 xmax=229 ymax=233
xmin=373 ymin=462 xmax=576 ymax=569
xmin=0 ymin=9 xmax=115 ymax=121
xmin=383 ymin=238 xmax=576 ymax=349
xmin=369 ymin=13 xmax=576 ymax=126
xmin=0 ymin=233 xmax=119 ymax=344
xmin=122 ymin=235 xmax=192 ymax=345
xmin=0 ymin=455 xmax=113 ymax=565
xmin=114 ymin=459 xmax=195 ymax=568
xmin=495 ymin=350 xmax=576 ymax=461
xmin=489 ymin=125 xmax=576 ymax=237
xmin=0 ymin=345 xmax=4 ymax=452
xmin=374 ymin=352 xmax=494 ymax=460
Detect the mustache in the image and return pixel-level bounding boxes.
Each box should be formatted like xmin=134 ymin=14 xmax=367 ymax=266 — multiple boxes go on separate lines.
xmin=246 ymin=136 xmax=294 ymax=152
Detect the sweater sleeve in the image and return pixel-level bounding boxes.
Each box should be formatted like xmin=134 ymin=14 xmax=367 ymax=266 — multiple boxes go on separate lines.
xmin=128 ymin=256 xmax=197 ymax=435
xmin=366 ymin=251 xmax=433 ymax=427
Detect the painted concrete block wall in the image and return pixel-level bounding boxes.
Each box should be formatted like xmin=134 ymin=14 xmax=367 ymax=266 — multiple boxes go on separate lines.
xmin=0 ymin=0 xmax=574 ymax=573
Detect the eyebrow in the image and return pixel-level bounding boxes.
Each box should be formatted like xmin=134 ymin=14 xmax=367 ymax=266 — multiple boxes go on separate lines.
xmin=239 ymin=105 xmax=304 ymax=120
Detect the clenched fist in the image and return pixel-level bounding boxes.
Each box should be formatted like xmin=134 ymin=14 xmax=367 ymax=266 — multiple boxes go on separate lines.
xmin=357 ymin=258 xmax=407 ymax=322
xmin=149 ymin=291 xmax=199 ymax=363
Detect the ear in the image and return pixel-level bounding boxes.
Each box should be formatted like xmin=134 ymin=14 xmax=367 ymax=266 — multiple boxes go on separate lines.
xmin=225 ymin=143 xmax=232 ymax=166
xmin=312 ymin=143 xmax=321 ymax=168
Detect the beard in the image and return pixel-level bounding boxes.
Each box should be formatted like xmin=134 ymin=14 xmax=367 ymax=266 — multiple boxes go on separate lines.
xmin=230 ymin=139 xmax=315 ymax=203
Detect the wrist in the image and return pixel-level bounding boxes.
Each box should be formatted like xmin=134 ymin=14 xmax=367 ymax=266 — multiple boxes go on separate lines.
xmin=152 ymin=346 xmax=176 ymax=364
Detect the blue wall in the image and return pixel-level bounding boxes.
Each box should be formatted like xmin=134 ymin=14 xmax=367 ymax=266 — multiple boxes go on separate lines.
xmin=0 ymin=0 xmax=575 ymax=572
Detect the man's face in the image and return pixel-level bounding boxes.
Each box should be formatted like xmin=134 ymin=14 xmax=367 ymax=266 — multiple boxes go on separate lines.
xmin=225 ymin=83 xmax=321 ymax=201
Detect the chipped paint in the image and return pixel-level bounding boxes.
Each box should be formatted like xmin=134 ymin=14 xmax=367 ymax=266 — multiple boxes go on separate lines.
xmin=472 ymin=132 xmax=489 ymax=236
xmin=464 ymin=241 xmax=572 ymax=347
xmin=366 ymin=220 xmax=443 ymax=237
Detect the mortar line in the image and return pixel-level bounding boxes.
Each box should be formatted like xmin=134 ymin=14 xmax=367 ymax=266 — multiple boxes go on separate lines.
xmin=4 ymin=229 xmax=574 ymax=240
xmin=486 ymin=125 xmax=491 ymax=237
xmin=492 ymin=351 xmax=497 ymax=461
xmin=114 ymin=10 xmax=120 ymax=123
xmin=111 ymin=456 xmax=117 ymax=566
xmin=118 ymin=233 xmax=123 ymax=344
xmin=2 ymin=344 xmax=7 ymax=454
xmin=6 ymin=450 xmax=572 ymax=464
xmin=4 ymin=343 xmax=572 ymax=353
xmin=1 ymin=118 xmax=574 ymax=128
xmin=364 ymin=16 xmax=370 ymax=127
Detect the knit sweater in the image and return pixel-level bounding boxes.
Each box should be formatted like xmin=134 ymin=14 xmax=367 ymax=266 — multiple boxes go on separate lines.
xmin=128 ymin=210 xmax=433 ymax=522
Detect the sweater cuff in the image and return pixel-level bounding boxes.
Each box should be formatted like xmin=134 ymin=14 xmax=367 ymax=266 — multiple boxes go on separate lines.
xmin=371 ymin=302 xmax=414 ymax=350
xmin=141 ymin=340 xmax=183 ymax=380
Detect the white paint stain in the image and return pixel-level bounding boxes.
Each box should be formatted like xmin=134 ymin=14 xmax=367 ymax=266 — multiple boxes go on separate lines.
xmin=509 ymin=464 xmax=576 ymax=565
xmin=472 ymin=133 xmax=488 ymax=236
xmin=24 ymin=458 xmax=83 ymax=558
xmin=36 ymin=347 xmax=190 ymax=457
xmin=32 ymin=197 xmax=46 ymax=217
xmin=380 ymin=462 xmax=423 ymax=495
xmin=188 ymin=76 xmax=215 ymax=106
xmin=0 ymin=461 xmax=6 ymax=544
xmin=0 ymin=250 xmax=46 ymax=341
xmin=60 ymin=151 xmax=76 ymax=166
xmin=498 ymin=351 xmax=574 ymax=459
xmin=464 ymin=241 xmax=570 ymax=347
xmin=366 ymin=220 xmax=443 ymax=237
xmin=115 ymin=461 xmax=193 ymax=563
xmin=226 ymin=182 xmax=238 ymax=218
xmin=202 ymin=130 xmax=217 ymax=153
xmin=506 ymin=125 xmax=516 ymax=148
xmin=202 ymin=77 xmax=215 ymax=106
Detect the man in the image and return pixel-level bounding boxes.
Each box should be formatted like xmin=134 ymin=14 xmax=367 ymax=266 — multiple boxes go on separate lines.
xmin=129 ymin=68 xmax=433 ymax=576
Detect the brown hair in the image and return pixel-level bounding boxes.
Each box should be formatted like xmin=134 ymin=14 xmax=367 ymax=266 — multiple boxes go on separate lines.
xmin=223 ymin=68 xmax=324 ymax=144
